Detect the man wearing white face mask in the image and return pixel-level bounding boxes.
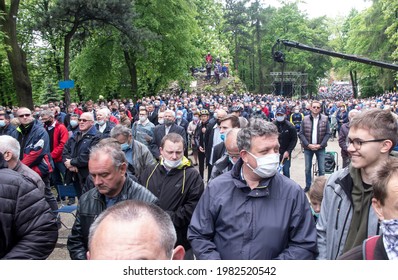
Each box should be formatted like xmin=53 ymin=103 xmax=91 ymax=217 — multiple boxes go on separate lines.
xmin=139 ymin=133 xmax=204 ymax=260
xmin=188 ymin=118 xmax=317 ymax=260
xmin=273 ymin=108 xmax=297 ymax=178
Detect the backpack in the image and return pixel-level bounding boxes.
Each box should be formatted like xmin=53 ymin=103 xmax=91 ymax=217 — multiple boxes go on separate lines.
xmin=324 ymin=152 xmax=336 ymax=173
xmin=362 ymin=235 xmax=380 ymax=260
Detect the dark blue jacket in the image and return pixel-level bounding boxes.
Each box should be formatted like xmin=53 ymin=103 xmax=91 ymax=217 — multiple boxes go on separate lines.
xmin=188 ymin=158 xmax=318 ymax=260
xmin=15 ymin=120 xmax=52 ymax=177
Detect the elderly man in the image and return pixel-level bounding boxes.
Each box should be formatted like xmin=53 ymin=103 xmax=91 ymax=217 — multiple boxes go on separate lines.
xmin=87 ymin=200 xmax=185 ymax=260
xmin=150 ymin=110 xmax=187 ymax=160
xmin=139 ymin=133 xmax=204 ymax=259
xmin=209 ymin=128 xmax=240 ymax=182
xmin=110 ymin=124 xmax=155 ymax=176
xmin=0 ymin=135 xmax=58 ymax=215
xmin=67 ymin=142 xmax=158 ymax=260
xmin=95 ymin=108 xmax=116 ymax=139
xmin=0 ymin=153 xmax=58 ymax=259
xmin=63 ymin=112 xmax=101 ymax=203
xmin=188 ymin=118 xmax=317 ymax=260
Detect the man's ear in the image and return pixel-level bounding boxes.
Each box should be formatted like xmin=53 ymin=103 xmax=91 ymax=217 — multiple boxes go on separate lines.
xmin=171 ymin=245 xmax=185 ymax=260
xmin=372 ymin=197 xmax=384 ymax=221
xmin=86 ymin=251 xmax=91 ymax=260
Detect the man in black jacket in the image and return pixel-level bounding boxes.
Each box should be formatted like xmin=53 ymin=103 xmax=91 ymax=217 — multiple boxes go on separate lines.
xmin=67 ymin=142 xmax=158 ymax=260
xmin=0 ymin=153 xmax=58 ymax=259
xmin=139 ymin=133 xmax=204 ymax=259
xmin=273 ymin=108 xmax=298 ymax=178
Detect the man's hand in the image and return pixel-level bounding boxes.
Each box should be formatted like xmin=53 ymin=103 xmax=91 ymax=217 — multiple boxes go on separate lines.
xmin=64 ymin=159 xmax=72 ymax=169
xmin=199 ymin=146 xmax=205 ymax=153
xmin=283 ymin=151 xmax=289 ymax=160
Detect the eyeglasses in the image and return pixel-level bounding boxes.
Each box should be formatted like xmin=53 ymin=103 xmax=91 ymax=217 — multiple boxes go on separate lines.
xmin=225 ymin=152 xmax=240 ymax=159
xmin=312 ymin=106 xmax=320 ymax=109
xmin=346 ymin=138 xmax=387 ymax=150
xmin=18 ymin=113 xmax=31 ymax=118
xmin=78 ymin=119 xmax=90 ymax=123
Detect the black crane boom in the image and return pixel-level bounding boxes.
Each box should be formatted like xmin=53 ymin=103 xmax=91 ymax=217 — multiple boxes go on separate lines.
xmin=277 ymin=39 xmax=398 ymax=71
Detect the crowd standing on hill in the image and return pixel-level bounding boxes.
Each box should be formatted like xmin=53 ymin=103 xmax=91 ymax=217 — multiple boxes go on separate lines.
xmin=1 ymin=88 xmax=398 ymax=260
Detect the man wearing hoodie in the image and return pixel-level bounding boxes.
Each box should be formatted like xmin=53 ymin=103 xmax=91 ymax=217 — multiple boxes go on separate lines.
xmin=139 ymin=133 xmax=204 ymax=259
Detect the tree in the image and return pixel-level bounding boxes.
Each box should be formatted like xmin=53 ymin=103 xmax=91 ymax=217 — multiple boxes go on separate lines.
xmin=0 ymin=0 xmax=34 ymax=108
xmin=40 ymin=0 xmax=138 ymax=105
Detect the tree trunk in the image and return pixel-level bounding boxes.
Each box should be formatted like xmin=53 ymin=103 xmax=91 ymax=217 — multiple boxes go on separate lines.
xmin=256 ymin=19 xmax=264 ymax=94
xmin=350 ymin=70 xmax=358 ymax=98
xmin=0 ymin=0 xmax=33 ymax=108
xmin=123 ymin=50 xmax=138 ymax=100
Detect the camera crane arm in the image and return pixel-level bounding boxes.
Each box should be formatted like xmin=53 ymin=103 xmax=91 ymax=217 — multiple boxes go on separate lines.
xmin=275 ymin=39 xmax=398 ymax=71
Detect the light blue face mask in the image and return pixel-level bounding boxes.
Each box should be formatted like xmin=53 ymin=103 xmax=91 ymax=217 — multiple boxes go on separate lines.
xmin=0 ymin=120 xmax=5 ymax=127
xmin=120 ymin=142 xmax=130 ymax=151
xmin=220 ymin=133 xmax=225 ymax=141
xmin=310 ymin=205 xmax=319 ymax=218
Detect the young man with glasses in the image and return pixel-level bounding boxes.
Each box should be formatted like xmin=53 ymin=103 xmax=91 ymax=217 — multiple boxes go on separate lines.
xmin=63 ymin=112 xmax=101 ymax=203
xmin=317 ymin=109 xmax=398 ymax=259
xmin=298 ymin=100 xmax=330 ymax=192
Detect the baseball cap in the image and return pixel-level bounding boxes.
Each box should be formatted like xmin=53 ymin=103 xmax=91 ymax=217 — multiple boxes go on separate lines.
xmin=276 ymin=108 xmax=286 ymax=115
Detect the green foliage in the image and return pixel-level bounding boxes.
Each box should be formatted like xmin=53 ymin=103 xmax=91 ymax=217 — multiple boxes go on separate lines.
xmin=360 ymin=76 xmax=384 ymax=98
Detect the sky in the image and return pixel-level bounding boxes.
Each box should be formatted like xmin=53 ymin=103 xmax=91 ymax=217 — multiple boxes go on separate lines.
xmin=263 ymin=0 xmax=372 ymax=18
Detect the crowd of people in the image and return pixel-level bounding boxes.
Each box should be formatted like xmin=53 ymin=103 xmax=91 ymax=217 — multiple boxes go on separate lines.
xmin=1 ymin=88 xmax=398 ymax=260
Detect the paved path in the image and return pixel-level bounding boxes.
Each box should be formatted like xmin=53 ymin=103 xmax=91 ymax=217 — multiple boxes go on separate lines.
xmin=48 ymin=138 xmax=342 ymax=260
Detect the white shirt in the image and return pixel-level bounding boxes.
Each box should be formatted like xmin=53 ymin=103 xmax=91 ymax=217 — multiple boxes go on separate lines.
xmin=311 ymin=115 xmax=319 ymax=144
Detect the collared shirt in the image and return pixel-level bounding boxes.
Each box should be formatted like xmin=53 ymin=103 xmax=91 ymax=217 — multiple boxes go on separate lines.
xmin=98 ymin=123 xmax=106 ymax=133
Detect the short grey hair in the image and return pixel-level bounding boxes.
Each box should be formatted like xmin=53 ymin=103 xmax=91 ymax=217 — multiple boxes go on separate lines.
xmin=0 ymin=135 xmax=20 ymax=159
xmin=98 ymin=108 xmax=111 ymax=117
xmin=237 ymin=118 xmax=278 ymax=151
xmin=40 ymin=109 xmax=54 ymax=118
xmin=89 ymin=141 xmax=127 ymax=167
xmin=110 ymin=124 xmax=133 ymax=139
xmin=88 ymin=200 xmax=176 ymax=259
xmin=164 ymin=109 xmax=175 ymax=118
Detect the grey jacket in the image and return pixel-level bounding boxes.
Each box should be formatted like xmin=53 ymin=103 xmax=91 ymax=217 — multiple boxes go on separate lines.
xmin=124 ymin=139 xmax=156 ymax=176
xmin=316 ymin=166 xmax=379 ymax=260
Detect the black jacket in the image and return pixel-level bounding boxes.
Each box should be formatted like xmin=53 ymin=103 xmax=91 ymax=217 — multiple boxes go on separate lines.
xmin=67 ymin=176 xmax=158 ymax=260
xmin=273 ymin=119 xmax=298 ymax=157
xmin=150 ymin=124 xmax=187 ymax=159
xmin=0 ymin=166 xmax=58 ymax=259
xmin=63 ymin=126 xmax=102 ymax=188
xmin=95 ymin=121 xmax=116 ymax=139
xmin=138 ymin=158 xmax=204 ymax=250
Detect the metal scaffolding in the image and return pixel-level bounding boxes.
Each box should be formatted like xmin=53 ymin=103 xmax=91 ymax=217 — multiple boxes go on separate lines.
xmin=268 ymin=72 xmax=308 ymax=97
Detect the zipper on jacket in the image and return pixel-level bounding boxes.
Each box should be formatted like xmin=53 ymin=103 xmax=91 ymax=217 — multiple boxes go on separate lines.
xmin=335 ymin=198 xmax=342 ymax=230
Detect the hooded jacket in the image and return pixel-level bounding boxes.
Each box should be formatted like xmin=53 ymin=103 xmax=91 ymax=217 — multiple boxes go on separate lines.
xmin=316 ymin=166 xmax=379 ymax=260
xmin=138 ymin=157 xmax=204 ymax=250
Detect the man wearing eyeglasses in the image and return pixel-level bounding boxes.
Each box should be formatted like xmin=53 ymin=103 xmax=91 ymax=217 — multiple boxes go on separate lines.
xmin=299 ymin=100 xmax=330 ymax=193
xmin=317 ymin=109 xmax=398 ymax=259
xmin=63 ymin=112 xmax=101 ymax=204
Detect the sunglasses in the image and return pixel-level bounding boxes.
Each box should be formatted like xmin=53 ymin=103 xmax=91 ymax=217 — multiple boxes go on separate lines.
xmin=18 ymin=113 xmax=31 ymax=118
xmin=78 ymin=119 xmax=90 ymax=123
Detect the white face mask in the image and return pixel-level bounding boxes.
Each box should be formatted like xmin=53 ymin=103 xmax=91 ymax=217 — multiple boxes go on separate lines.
xmin=139 ymin=116 xmax=147 ymax=122
xmin=158 ymin=119 xmax=164 ymax=125
xmin=163 ymin=158 xmax=182 ymax=169
xmin=246 ymin=152 xmax=280 ymax=178
xmin=295 ymin=110 xmax=299 ymax=114
xmin=276 ymin=116 xmax=285 ymax=122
